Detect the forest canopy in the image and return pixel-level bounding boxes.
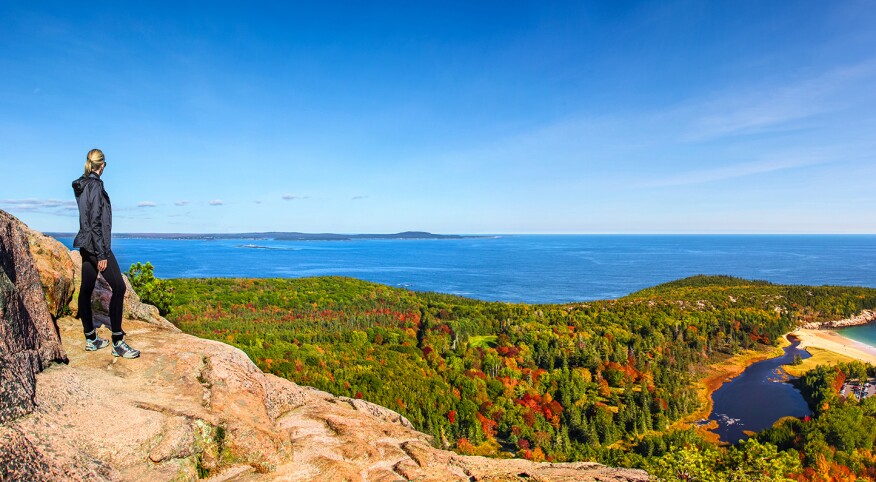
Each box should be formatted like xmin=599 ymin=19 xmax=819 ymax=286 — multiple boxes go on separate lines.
xmin=166 ymin=275 xmax=876 ymax=479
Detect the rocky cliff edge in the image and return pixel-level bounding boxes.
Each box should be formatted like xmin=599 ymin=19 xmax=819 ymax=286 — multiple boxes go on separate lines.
xmin=0 ymin=209 xmax=649 ymax=482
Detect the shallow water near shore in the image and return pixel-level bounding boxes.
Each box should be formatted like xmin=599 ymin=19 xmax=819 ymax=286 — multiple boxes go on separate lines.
xmin=708 ymin=341 xmax=812 ymax=443
xmin=54 ymin=234 xmax=876 ymax=304
xmin=837 ymin=323 xmax=876 ymax=349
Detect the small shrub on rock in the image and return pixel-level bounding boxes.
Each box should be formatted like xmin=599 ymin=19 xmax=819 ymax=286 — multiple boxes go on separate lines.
xmin=127 ymin=261 xmax=173 ymax=315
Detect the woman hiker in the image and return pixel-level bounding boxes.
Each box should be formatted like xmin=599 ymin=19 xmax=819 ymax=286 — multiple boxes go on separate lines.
xmin=72 ymin=148 xmax=140 ymax=358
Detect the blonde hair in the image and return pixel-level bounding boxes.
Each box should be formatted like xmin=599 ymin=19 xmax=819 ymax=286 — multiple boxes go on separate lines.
xmin=84 ymin=149 xmax=105 ymax=176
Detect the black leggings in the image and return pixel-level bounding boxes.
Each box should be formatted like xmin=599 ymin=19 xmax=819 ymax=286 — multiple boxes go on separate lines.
xmin=78 ymin=249 xmax=126 ymax=336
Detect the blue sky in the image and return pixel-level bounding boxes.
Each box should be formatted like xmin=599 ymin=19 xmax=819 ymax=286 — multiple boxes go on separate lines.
xmin=2 ymin=1 xmax=875 ymax=233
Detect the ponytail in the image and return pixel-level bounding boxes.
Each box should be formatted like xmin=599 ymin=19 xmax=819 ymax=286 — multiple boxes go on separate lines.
xmin=84 ymin=148 xmax=105 ymax=176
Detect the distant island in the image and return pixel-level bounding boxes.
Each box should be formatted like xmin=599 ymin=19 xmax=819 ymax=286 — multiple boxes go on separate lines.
xmin=46 ymin=231 xmax=483 ymax=241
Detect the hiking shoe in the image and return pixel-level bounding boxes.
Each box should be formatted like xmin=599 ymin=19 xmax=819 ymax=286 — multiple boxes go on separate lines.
xmin=112 ymin=340 xmax=141 ymax=359
xmin=85 ymin=336 xmax=110 ymax=351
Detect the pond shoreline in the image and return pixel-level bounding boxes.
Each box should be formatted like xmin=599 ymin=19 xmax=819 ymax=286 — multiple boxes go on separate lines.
xmin=681 ymin=347 xmax=783 ymax=442
xmin=696 ymin=318 xmax=876 ymax=443
xmin=704 ymin=339 xmax=812 ymax=443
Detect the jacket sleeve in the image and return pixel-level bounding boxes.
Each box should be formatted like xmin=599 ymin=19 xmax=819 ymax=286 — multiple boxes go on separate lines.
xmin=86 ymin=183 xmax=108 ymax=260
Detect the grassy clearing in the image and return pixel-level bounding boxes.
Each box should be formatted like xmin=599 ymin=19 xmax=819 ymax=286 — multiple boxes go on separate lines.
xmin=784 ymin=346 xmax=860 ymax=377
xmin=469 ymin=335 xmax=498 ymax=348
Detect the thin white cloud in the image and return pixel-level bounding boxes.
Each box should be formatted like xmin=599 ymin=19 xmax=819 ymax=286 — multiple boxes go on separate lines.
xmin=639 ymin=155 xmax=832 ymax=188
xmin=351 ymin=195 xmax=368 ymax=200
xmin=1 ymin=199 xmax=76 ymax=210
xmin=282 ymin=194 xmax=309 ymax=200
xmin=137 ymin=201 xmax=157 ymax=208
xmin=411 ymin=60 xmax=876 ymax=195
xmin=682 ymin=60 xmax=876 ymax=141
xmin=174 ymin=200 xmax=189 ymax=206
xmin=0 ymin=198 xmax=78 ymax=217
xmin=208 ymin=199 xmax=224 ymax=206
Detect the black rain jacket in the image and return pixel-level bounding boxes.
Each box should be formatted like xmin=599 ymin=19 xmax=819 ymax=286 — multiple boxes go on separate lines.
xmin=72 ymin=172 xmax=112 ymax=260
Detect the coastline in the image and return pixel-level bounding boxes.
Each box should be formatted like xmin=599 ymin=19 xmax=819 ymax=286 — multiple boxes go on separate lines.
xmin=687 ymin=315 xmax=876 ymax=442
xmin=790 ymin=327 xmax=876 ymax=365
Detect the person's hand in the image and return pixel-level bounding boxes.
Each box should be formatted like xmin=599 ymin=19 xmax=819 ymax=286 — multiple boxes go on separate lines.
xmin=98 ymin=259 xmax=107 ymax=272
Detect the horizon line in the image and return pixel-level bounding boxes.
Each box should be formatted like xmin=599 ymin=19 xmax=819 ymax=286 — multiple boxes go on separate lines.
xmin=44 ymin=231 xmax=876 ymax=236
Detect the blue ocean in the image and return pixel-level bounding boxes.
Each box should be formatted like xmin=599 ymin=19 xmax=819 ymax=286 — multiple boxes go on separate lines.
xmin=54 ymin=235 xmax=876 ymax=304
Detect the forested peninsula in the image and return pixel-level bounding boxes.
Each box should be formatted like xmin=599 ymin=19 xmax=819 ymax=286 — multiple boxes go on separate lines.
xmin=165 ymin=275 xmax=876 ymax=479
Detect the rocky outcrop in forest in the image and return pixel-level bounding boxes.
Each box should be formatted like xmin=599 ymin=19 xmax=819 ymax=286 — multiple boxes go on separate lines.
xmin=0 ymin=209 xmax=649 ymax=481
xmin=800 ymin=309 xmax=876 ymax=330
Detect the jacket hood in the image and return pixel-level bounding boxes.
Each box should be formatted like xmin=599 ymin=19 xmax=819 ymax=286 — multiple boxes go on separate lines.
xmin=72 ymin=173 xmax=100 ymax=197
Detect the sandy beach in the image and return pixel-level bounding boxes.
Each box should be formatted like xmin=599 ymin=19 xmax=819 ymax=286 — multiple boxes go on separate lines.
xmin=790 ymin=328 xmax=876 ymax=365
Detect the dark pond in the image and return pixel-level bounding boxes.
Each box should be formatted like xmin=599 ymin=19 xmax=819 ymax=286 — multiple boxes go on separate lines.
xmin=708 ymin=339 xmax=813 ymax=443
